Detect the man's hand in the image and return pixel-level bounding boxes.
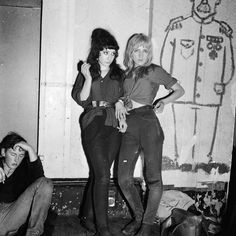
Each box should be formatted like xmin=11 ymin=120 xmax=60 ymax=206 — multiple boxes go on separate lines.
xmin=214 ymin=83 xmax=225 ymax=95
xmin=13 ymin=142 xmax=38 ymax=162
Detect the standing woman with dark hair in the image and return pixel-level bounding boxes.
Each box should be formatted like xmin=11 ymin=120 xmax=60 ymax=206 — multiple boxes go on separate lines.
xmin=116 ymin=33 xmax=184 ymax=236
xmin=71 ymin=28 xmax=126 ymax=236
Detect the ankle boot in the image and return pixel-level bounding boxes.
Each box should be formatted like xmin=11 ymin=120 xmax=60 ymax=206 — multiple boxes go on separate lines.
xmin=135 ymin=223 xmax=153 ymax=236
xmin=122 ymin=219 xmax=142 ymax=236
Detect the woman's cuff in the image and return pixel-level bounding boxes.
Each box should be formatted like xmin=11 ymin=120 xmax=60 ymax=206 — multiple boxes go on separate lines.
xmin=118 ymin=99 xmax=124 ymax=105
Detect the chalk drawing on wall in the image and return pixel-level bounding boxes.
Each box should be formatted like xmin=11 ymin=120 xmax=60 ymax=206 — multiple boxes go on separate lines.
xmin=160 ymin=0 xmax=235 ymax=169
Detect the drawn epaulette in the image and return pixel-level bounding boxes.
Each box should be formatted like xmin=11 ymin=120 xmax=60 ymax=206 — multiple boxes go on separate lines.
xmin=219 ymin=21 xmax=233 ymax=38
xmin=165 ymin=16 xmax=184 ymax=32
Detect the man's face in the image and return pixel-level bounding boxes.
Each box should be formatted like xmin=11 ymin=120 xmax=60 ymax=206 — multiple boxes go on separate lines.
xmin=1 ymin=146 xmax=25 ymax=171
xmin=193 ymin=0 xmax=221 ymax=19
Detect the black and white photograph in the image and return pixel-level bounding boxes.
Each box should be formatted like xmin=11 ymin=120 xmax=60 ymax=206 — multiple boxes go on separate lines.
xmin=0 ymin=0 xmax=236 ymax=235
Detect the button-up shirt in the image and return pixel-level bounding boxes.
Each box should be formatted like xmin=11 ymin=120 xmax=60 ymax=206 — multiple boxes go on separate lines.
xmin=0 ymin=158 xmax=44 ymax=203
xmin=161 ymin=13 xmax=234 ymax=106
xmin=123 ymin=64 xmax=177 ymax=106
xmin=71 ymin=69 xmax=123 ymax=129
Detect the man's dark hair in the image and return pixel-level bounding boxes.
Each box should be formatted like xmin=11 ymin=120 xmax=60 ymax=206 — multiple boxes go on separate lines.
xmin=0 ymin=132 xmax=26 ymax=151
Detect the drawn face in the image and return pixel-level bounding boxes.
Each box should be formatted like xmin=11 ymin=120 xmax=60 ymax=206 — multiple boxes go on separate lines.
xmin=1 ymin=146 xmax=25 ymax=171
xmin=98 ymin=48 xmax=116 ymax=69
xmin=132 ymin=45 xmax=149 ymax=67
xmin=193 ymin=0 xmax=220 ymax=19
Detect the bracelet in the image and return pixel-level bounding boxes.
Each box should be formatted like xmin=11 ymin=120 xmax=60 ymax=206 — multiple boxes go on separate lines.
xmin=118 ymin=99 xmax=124 ymax=105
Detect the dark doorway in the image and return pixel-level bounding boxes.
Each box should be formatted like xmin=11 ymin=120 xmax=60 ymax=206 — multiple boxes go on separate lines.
xmin=0 ymin=0 xmax=42 ymax=149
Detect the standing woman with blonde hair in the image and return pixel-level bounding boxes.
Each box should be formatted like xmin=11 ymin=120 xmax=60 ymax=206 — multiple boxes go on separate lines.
xmin=116 ymin=33 xmax=184 ymax=236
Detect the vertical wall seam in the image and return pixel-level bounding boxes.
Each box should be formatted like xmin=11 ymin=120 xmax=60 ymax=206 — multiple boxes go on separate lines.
xmin=148 ymin=0 xmax=154 ymax=38
xmin=63 ymin=0 xmax=76 ymax=177
xmin=37 ymin=0 xmax=43 ymax=153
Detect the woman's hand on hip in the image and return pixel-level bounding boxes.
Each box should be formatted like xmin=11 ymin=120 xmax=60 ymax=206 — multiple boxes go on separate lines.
xmin=154 ymin=100 xmax=165 ymax=114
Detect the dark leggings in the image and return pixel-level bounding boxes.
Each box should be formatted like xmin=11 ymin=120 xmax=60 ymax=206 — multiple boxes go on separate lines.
xmin=118 ymin=106 xmax=164 ymax=224
xmin=81 ymin=114 xmax=121 ymax=230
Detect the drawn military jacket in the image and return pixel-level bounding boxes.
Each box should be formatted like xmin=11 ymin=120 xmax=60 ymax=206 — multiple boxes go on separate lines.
xmin=160 ymin=13 xmax=234 ymax=106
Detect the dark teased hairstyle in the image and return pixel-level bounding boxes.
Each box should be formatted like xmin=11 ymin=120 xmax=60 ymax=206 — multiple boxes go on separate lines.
xmin=0 ymin=132 xmax=26 ymax=151
xmin=86 ymin=28 xmax=123 ymax=81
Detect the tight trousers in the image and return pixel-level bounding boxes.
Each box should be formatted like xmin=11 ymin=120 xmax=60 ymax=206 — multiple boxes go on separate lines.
xmin=118 ymin=106 xmax=164 ymax=224
xmin=81 ymin=113 xmax=121 ymax=230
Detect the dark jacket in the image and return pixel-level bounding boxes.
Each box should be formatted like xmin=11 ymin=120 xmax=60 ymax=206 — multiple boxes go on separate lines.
xmin=0 ymin=158 xmax=44 ymax=203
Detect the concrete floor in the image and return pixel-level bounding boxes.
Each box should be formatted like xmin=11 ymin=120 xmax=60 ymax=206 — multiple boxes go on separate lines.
xmin=15 ymin=214 xmax=133 ymax=236
xmin=47 ymin=215 xmax=132 ymax=236
xmin=43 ymin=215 xmax=161 ymax=236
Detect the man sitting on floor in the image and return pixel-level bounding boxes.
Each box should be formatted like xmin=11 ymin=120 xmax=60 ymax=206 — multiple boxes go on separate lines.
xmin=0 ymin=132 xmax=53 ymax=236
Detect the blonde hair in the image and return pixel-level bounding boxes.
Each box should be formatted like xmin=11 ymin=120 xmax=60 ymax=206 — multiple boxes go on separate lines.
xmin=123 ymin=33 xmax=153 ymax=74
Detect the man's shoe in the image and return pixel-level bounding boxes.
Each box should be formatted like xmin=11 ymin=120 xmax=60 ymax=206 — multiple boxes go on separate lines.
xmin=122 ymin=220 xmax=141 ymax=236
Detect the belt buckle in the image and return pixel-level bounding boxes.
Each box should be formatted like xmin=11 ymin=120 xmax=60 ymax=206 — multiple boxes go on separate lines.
xmin=92 ymin=101 xmax=97 ymax=107
xmin=92 ymin=101 xmax=108 ymax=107
xmin=100 ymin=101 xmax=107 ymax=107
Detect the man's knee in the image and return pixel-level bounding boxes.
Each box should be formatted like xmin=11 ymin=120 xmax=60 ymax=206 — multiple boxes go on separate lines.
xmin=37 ymin=177 xmax=53 ymax=196
xmin=0 ymin=228 xmax=6 ymax=236
xmin=0 ymin=227 xmax=18 ymax=236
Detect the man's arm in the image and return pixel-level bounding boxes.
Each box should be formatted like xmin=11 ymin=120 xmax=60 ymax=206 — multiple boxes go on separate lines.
xmin=14 ymin=142 xmax=37 ymax=162
xmin=14 ymin=142 xmax=44 ymax=181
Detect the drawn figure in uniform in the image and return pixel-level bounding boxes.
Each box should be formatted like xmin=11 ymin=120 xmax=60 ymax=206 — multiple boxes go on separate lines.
xmin=160 ymin=0 xmax=235 ymax=164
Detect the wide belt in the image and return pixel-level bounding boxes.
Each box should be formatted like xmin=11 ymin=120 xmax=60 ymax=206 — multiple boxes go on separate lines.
xmin=91 ymin=101 xmax=113 ymax=108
